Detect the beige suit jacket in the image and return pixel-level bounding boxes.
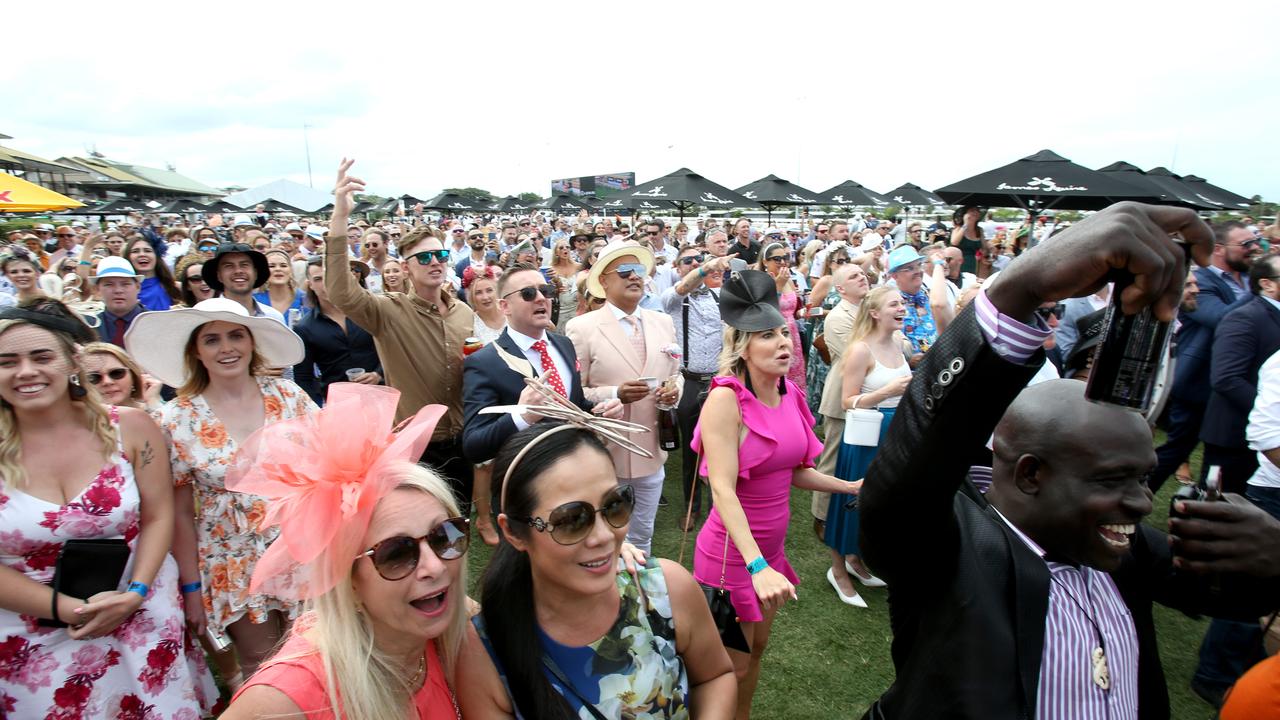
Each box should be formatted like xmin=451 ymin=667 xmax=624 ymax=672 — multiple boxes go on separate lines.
xmin=819 ymin=299 xmax=859 ymax=420
xmin=565 ymin=304 xmax=678 ymax=478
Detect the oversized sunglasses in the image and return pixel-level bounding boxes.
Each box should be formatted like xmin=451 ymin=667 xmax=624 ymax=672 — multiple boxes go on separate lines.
xmin=503 ymin=284 xmax=556 ymax=302
xmin=679 ymin=254 xmax=705 ymax=265
xmin=607 ymin=263 xmax=647 ymax=279
xmin=765 ymin=254 xmax=788 ymax=263
xmin=410 ymin=249 xmax=451 ymax=265
xmin=184 ymin=274 xmax=207 ymax=284
xmin=513 ymin=484 xmax=635 ymax=545
xmin=356 ymin=516 xmax=471 ymax=581
xmin=87 ymin=368 xmax=129 ymax=384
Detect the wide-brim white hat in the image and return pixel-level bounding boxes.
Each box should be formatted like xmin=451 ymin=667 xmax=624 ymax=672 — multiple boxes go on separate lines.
xmin=124 ymin=298 xmax=304 ymax=387
xmin=586 ymin=241 xmax=654 ymax=298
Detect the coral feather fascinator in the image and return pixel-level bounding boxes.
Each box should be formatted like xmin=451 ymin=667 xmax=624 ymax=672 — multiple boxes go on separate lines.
xmin=226 ymin=384 xmax=444 ymax=600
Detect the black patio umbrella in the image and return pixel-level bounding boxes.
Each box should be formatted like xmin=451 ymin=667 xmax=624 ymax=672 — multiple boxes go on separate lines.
xmin=733 ymin=174 xmax=822 ymax=222
xmin=536 ymin=193 xmax=594 ymax=213
xmin=420 ymin=192 xmax=478 ymax=213
xmin=1177 ymin=174 xmax=1254 ymax=211
xmin=816 ymin=180 xmax=891 ymax=208
xmin=490 ymin=196 xmax=540 ymax=213
xmin=256 ymin=198 xmax=306 ymax=214
xmin=594 ymin=195 xmax=678 ymax=213
xmin=605 ymin=167 xmax=760 ymax=221
xmin=935 ymin=150 xmax=1154 ymax=216
xmin=202 ymin=199 xmax=244 ymax=213
xmin=351 ymin=201 xmax=376 ymax=214
xmin=153 ymin=198 xmax=209 ymax=214
xmin=884 ymin=183 xmax=947 ymax=208
xmin=1096 ymin=162 xmax=1217 ymax=210
xmin=91 ymin=198 xmax=156 ymax=214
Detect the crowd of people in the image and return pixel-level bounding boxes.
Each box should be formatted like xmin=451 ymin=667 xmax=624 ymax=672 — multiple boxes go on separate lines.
xmin=1 ymin=157 xmax=1278 ymax=719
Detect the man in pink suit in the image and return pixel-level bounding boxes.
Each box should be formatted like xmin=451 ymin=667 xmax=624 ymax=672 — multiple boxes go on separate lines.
xmin=566 ymin=241 xmax=681 ymax=552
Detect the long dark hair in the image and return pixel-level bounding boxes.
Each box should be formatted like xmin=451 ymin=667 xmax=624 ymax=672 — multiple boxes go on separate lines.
xmin=123 ymin=236 xmax=181 ymax=304
xmin=482 ymin=422 xmax=613 ymax=720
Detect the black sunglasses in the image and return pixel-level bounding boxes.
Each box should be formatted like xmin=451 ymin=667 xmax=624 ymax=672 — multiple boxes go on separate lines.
xmin=410 ymin=249 xmax=451 ymax=265
xmin=679 ymin=254 xmax=705 ymax=265
xmin=513 ymin=484 xmax=635 ymax=545
xmin=766 ymin=255 xmax=788 ymax=263
xmin=503 ymin=284 xmax=556 ymax=302
xmin=1035 ymin=304 xmax=1066 ymax=320
xmin=643 ymin=230 xmax=659 ymax=236
xmin=356 ymin=517 xmax=471 ymax=581
xmin=832 ymin=257 xmax=851 ymax=265
xmin=608 ymin=263 xmax=647 ymax=279
xmin=184 ymin=274 xmax=207 ymax=284
xmin=87 ymin=368 xmax=129 ymax=384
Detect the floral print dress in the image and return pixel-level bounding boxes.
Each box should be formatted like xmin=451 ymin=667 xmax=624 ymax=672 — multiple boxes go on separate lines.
xmin=159 ymin=376 xmax=317 ymax=646
xmin=0 ymin=407 xmax=218 ymax=719
xmin=474 ymin=559 xmax=689 ymax=719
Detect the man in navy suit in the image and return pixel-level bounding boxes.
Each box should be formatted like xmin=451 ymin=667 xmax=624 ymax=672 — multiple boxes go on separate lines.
xmin=1148 ymin=221 xmax=1257 ymax=493
xmin=462 ymin=264 xmax=620 ymax=465
xmin=1192 ymin=252 xmax=1280 ymax=705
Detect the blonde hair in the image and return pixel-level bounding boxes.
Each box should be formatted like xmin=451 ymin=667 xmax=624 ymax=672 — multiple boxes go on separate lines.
xmin=0 ymin=320 xmax=115 ymax=490
xmin=262 ymin=249 xmax=296 ymax=293
xmin=717 ymin=324 xmax=760 ymax=379
xmin=294 ymin=463 xmax=468 ymax=720
xmin=82 ymin=342 xmax=146 ymax=405
xmin=175 ymin=322 xmax=267 ymax=398
xmin=848 ymin=286 xmax=898 ymax=346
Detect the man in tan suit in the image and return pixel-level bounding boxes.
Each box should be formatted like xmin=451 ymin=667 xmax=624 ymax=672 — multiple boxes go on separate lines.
xmin=812 ymin=264 xmax=870 ymax=530
xmin=566 ymin=242 xmax=680 ymax=552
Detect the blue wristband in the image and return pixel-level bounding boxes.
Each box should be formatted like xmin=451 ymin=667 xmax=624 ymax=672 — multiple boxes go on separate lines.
xmin=180 ymin=581 xmax=202 ymax=594
xmin=126 ymin=581 xmax=149 ymax=599
xmin=746 ymin=556 xmax=768 ymax=575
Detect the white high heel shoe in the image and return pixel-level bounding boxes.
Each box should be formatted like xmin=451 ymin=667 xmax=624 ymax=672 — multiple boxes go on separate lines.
xmin=827 ymin=568 xmax=868 ymax=608
xmin=845 ymin=560 xmax=887 ymax=588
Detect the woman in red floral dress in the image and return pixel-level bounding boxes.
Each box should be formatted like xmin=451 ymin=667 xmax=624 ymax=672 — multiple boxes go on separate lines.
xmin=0 ymin=301 xmax=216 ymax=719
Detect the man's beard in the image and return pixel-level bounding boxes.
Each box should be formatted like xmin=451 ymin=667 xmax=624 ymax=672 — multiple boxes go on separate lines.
xmin=1180 ymin=297 xmax=1198 ymax=312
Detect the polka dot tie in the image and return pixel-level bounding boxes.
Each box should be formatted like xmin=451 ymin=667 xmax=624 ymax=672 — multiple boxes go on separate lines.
xmin=530 ymin=340 xmax=568 ymax=397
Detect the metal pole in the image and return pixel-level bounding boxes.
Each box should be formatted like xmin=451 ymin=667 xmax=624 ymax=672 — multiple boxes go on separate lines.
xmin=303 ymin=124 xmax=314 ymax=188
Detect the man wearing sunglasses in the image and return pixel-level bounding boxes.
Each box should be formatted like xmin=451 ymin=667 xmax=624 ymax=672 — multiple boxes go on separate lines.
xmin=566 ymin=242 xmax=679 ymax=553
xmin=326 ymin=160 xmax=477 ymax=510
xmin=462 ymin=264 xmax=613 ymax=464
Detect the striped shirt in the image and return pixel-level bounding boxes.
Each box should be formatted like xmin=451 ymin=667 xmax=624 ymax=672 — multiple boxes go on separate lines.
xmin=979 ymin=295 xmax=1140 ymax=719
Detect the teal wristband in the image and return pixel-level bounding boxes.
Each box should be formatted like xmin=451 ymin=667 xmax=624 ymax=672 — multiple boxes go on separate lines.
xmin=698 ymin=266 xmax=707 ymax=278
xmin=746 ymin=556 xmax=768 ymax=575
xmin=179 ymin=581 xmax=201 ymax=594
xmin=78 ymin=260 xmax=92 ymax=266
xmin=126 ymin=581 xmax=149 ymax=599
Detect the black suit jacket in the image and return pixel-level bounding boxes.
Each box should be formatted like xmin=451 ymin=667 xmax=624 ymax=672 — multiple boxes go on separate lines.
xmin=461 ymin=329 xmax=591 ymax=464
xmin=859 ymin=306 xmax=1278 ymax=720
xmin=1171 ymin=266 xmax=1248 ymax=406
xmin=1200 ymin=295 xmax=1280 ymax=449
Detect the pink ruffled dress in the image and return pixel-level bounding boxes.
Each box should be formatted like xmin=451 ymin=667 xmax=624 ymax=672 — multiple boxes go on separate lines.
xmin=691 ymin=376 xmax=823 ymax=622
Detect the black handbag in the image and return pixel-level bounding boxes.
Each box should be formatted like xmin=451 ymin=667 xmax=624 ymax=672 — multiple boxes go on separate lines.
xmin=679 ymin=453 xmax=750 ymax=654
xmin=37 ymin=538 xmax=131 ymax=628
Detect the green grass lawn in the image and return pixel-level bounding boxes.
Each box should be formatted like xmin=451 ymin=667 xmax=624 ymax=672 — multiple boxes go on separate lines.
xmin=463 ymin=430 xmax=1219 ymax=720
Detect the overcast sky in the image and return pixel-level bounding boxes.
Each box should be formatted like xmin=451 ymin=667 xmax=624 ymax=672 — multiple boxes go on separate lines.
xmin=8 ymin=0 xmax=1278 ymax=204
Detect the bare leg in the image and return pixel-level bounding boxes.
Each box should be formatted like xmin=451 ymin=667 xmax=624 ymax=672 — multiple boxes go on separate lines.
xmin=198 ymin=634 xmax=242 ymax=691
xmin=225 ymin=609 xmax=290 ymax=679
xmin=830 ymin=549 xmax=859 ymax=596
xmin=472 ymin=463 xmax=499 ymax=546
xmin=731 ymin=605 xmax=779 ymax=720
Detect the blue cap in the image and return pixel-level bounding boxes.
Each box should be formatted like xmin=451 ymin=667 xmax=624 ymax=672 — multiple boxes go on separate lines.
xmin=887 ymin=245 xmax=923 ymax=273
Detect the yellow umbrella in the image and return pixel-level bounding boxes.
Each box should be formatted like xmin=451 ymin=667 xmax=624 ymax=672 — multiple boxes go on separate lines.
xmin=0 ymin=173 xmax=84 ymax=213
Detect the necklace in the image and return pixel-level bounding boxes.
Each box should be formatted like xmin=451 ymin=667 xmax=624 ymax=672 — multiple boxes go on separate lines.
xmin=1048 ymin=569 xmax=1111 ymax=691
xmin=408 ymin=653 xmax=426 ymax=688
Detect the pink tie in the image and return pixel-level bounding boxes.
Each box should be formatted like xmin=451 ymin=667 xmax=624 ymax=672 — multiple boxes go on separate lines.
xmin=624 ymin=315 xmax=646 ymax=363
xmin=530 ymin=340 xmax=568 ymax=397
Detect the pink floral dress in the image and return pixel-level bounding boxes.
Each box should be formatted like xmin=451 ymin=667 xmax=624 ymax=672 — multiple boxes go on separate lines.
xmin=159 ymin=376 xmax=317 ymax=647
xmin=0 ymin=407 xmax=218 ymax=719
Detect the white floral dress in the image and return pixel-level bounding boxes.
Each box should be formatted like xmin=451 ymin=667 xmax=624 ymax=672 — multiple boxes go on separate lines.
xmin=0 ymin=407 xmax=218 ymax=719
xmin=158 ymin=376 xmax=318 ymax=646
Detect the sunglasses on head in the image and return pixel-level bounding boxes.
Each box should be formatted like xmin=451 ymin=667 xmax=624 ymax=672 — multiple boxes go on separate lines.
xmin=679 ymin=254 xmax=705 ymax=265
xmin=513 ymin=484 xmax=635 ymax=545
xmin=1035 ymin=304 xmax=1066 ymax=320
xmin=87 ymin=368 xmax=129 ymax=385
xmin=608 ymin=263 xmax=647 ymax=279
xmin=410 ymin=249 xmax=451 ymax=265
xmin=503 ymin=284 xmax=557 ymax=302
xmin=356 ymin=517 xmax=471 ymax=581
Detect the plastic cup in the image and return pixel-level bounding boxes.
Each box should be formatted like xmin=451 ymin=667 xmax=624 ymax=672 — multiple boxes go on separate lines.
xmin=346 ymin=368 xmax=366 ymax=382
xmin=639 ymin=376 xmax=659 ymax=391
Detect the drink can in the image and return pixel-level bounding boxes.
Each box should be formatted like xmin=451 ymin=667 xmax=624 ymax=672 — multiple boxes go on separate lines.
xmin=463 ymin=337 xmax=483 ymax=356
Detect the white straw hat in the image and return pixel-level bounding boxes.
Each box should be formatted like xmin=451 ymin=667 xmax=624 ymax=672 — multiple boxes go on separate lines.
xmin=124 ymin=298 xmax=304 ymax=387
xmin=586 ymin=241 xmax=655 ymax=298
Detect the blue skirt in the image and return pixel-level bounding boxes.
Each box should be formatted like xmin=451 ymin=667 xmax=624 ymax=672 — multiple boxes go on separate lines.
xmin=824 ymin=407 xmax=896 ymax=556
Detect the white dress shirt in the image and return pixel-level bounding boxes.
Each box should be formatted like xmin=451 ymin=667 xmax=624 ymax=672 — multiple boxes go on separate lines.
xmin=1248 ymin=348 xmax=1280 ymax=489
xmin=506 ymin=326 xmax=575 ymax=431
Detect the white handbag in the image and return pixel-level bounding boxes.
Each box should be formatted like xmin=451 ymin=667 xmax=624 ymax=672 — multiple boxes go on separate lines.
xmin=843 ymin=407 xmax=882 ymax=447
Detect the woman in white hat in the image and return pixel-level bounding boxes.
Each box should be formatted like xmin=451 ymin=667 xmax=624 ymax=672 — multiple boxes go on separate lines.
xmin=125 ymin=298 xmax=316 ymax=687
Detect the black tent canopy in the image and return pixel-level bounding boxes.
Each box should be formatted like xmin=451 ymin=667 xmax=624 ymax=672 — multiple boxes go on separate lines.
xmin=817 ymin=180 xmax=891 ymax=208
xmin=935 ymin=150 xmax=1153 ymax=211
xmin=1096 ymin=162 xmax=1216 ymax=210
xmin=734 ymin=174 xmax=822 ymax=222
xmin=607 ymin=167 xmax=759 ymax=221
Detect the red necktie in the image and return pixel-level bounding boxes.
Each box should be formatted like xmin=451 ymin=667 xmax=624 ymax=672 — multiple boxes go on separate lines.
xmin=111 ymin=317 xmax=126 ymax=347
xmin=531 ymin=339 xmax=568 ymax=397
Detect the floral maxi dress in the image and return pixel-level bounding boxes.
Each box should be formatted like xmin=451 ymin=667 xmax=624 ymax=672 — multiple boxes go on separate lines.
xmin=0 ymin=407 xmax=218 ymax=719
xmin=159 ymin=376 xmax=318 ymax=646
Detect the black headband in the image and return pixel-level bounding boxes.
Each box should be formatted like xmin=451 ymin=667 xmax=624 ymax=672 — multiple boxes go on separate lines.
xmin=0 ymin=307 xmax=97 ymax=344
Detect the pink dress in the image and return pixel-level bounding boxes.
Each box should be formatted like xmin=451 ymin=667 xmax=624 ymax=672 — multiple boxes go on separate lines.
xmin=0 ymin=408 xmax=218 ymax=719
xmin=691 ymin=376 xmax=823 ymax=622
xmin=778 ymin=291 xmax=807 ymax=388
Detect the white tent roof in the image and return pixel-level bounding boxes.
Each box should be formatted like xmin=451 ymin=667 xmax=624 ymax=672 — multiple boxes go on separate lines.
xmin=223 ymin=179 xmax=333 ymax=213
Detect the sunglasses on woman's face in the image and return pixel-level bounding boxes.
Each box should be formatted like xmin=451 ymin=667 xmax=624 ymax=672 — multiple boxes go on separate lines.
xmin=87 ymin=368 xmax=129 ymax=385
xmin=514 ymin=484 xmax=635 ymax=545
xmin=410 ymin=249 xmax=451 ymax=265
xmin=503 ymin=284 xmax=556 ymax=302
xmin=766 ymin=254 xmax=788 ymax=264
xmin=832 ymin=257 xmax=850 ymax=265
xmin=185 ymin=274 xmax=207 ymax=285
xmin=357 ymin=516 xmax=471 ymax=581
